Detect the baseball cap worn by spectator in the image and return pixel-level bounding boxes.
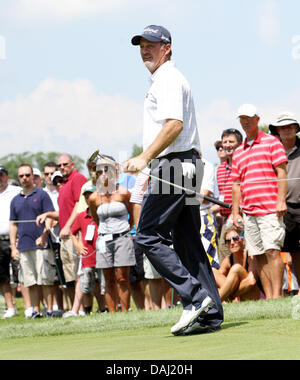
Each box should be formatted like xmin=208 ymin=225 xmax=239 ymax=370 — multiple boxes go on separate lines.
xmin=269 ymin=112 xmax=300 ymax=136
xmin=131 ymin=25 xmax=172 ymax=45
xmin=51 ymin=171 xmax=63 ymax=184
xmin=0 ymin=166 xmax=8 ymax=175
xmin=96 ymin=157 xmax=116 ymax=172
xmin=82 ymin=184 xmax=97 ymax=195
xmin=33 ymin=168 xmax=42 ymax=178
xmin=237 ymin=104 xmax=258 ymax=118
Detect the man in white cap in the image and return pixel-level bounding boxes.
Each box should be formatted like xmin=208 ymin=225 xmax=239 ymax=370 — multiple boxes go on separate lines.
xmin=33 ymin=168 xmax=43 ymax=188
xmin=123 ymin=25 xmax=223 ymax=335
xmin=269 ymin=112 xmax=300 ymax=294
xmin=231 ymin=104 xmax=288 ymax=299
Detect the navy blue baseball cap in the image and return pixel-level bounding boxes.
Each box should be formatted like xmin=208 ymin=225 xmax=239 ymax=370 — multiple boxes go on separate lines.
xmin=131 ymin=25 xmax=172 ymax=46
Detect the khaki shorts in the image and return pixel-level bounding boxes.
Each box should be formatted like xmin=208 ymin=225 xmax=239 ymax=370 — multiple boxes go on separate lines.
xmin=20 ymin=249 xmax=56 ymax=288
xmin=143 ymin=254 xmax=161 ymax=280
xmin=60 ymin=237 xmax=80 ymax=283
xmin=244 ymin=213 xmax=286 ymax=257
xmin=79 ymin=267 xmax=105 ymax=294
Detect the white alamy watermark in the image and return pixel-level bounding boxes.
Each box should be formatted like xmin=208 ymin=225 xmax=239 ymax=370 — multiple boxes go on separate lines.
xmin=0 ymin=35 xmax=7 ymax=60
xmin=292 ymin=35 xmax=300 ymax=60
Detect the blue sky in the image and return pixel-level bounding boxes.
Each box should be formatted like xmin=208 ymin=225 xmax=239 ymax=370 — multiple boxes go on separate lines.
xmin=0 ymin=0 xmax=299 ymax=167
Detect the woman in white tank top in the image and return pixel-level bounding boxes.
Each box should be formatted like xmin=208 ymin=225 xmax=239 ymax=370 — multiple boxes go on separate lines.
xmin=89 ymin=157 xmax=136 ymax=312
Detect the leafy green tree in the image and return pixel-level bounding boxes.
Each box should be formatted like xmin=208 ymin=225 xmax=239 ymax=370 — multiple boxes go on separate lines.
xmin=0 ymin=152 xmax=85 ymax=181
xmin=131 ymin=144 xmax=143 ymax=158
xmin=259 ymin=124 xmax=269 ymax=134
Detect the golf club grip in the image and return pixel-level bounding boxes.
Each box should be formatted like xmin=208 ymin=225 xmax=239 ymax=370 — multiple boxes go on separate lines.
xmin=202 ymin=194 xmax=232 ymax=209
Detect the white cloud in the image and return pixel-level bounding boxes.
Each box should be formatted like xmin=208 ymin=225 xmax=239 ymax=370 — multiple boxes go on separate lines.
xmin=1 ymin=78 xmax=299 ymax=168
xmin=257 ymin=0 xmax=281 ymax=46
xmin=0 ymin=78 xmax=143 ymax=162
xmin=4 ymin=0 xmax=141 ymax=24
xmin=196 ymin=99 xmax=241 ymax=164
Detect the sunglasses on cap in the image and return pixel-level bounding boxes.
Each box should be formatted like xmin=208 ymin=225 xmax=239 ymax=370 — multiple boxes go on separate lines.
xmin=223 ymin=128 xmax=240 ymax=134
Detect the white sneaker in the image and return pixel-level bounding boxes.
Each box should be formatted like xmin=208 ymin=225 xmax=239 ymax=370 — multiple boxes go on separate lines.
xmin=2 ymin=308 xmax=17 ymax=319
xmin=63 ymin=310 xmax=78 ymax=318
xmin=25 ymin=307 xmax=33 ymax=319
xmin=171 ymin=296 xmax=214 ymax=336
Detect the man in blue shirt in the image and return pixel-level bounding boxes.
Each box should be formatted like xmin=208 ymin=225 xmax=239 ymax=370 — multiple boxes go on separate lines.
xmin=10 ymin=164 xmax=56 ymax=318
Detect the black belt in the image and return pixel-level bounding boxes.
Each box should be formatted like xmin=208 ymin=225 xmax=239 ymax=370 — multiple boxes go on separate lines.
xmin=287 ymin=203 xmax=300 ymax=210
xmin=0 ymin=235 xmax=9 ymax=241
xmin=157 ymin=149 xmax=200 ymax=161
xmin=99 ymin=230 xmax=130 ymax=239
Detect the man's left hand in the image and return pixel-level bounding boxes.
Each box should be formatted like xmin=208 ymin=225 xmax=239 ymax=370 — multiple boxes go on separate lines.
xmin=36 ymin=235 xmax=47 ymax=249
xmin=60 ymin=225 xmax=71 ymax=239
xmin=122 ymin=154 xmax=148 ymax=174
xmin=276 ymin=201 xmax=287 ymax=218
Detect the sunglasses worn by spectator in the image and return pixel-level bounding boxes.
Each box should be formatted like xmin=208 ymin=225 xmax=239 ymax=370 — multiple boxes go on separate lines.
xmin=216 ymin=146 xmax=224 ymax=151
xmin=44 ymin=172 xmax=55 ymax=176
xmin=58 ymin=163 xmax=70 ymax=168
xmin=97 ymin=168 xmax=109 ymax=175
xmin=18 ymin=174 xmax=31 ymax=178
xmin=225 ymin=236 xmax=240 ymax=244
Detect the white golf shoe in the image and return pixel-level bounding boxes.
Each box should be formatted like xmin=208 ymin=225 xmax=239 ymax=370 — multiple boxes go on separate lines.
xmin=171 ymin=296 xmax=214 ymax=336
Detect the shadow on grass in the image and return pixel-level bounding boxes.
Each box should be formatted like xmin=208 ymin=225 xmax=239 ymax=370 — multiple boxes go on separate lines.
xmin=221 ymin=321 xmax=248 ymax=330
xmin=164 ymin=321 xmax=248 ymax=338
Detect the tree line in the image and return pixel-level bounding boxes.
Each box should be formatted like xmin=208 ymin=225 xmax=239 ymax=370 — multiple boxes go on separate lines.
xmin=0 ymin=152 xmax=85 ymax=181
xmin=0 ymin=145 xmax=143 ymax=182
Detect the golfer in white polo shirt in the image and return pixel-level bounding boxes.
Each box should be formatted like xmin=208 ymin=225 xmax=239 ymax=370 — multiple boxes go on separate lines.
xmin=123 ymin=25 xmax=223 ymax=335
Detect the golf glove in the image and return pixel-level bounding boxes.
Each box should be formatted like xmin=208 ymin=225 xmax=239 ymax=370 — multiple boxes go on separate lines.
xmin=181 ymin=162 xmax=196 ymax=179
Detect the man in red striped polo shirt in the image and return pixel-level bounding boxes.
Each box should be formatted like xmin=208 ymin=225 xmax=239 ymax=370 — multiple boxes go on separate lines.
xmin=231 ymin=104 xmax=288 ymax=299
xmin=216 ymin=129 xmax=243 ymax=263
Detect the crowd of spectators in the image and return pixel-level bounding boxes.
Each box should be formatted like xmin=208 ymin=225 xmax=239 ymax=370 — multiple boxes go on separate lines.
xmin=0 ymin=104 xmax=299 ymax=319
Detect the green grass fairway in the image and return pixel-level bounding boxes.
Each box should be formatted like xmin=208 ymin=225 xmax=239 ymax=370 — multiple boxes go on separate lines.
xmin=0 ymin=298 xmax=299 ymax=360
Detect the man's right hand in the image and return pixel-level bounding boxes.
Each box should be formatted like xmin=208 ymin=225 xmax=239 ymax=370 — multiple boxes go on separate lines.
xmin=60 ymin=225 xmax=71 ymax=239
xmin=233 ymin=214 xmax=244 ymax=230
xmin=36 ymin=213 xmax=48 ymax=227
xmin=11 ymin=247 xmax=21 ymax=261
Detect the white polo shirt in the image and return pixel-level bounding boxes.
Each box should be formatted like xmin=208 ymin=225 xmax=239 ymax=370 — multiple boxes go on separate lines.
xmin=143 ymin=60 xmax=201 ymax=158
xmin=0 ymin=184 xmax=22 ymax=235
xmin=43 ymin=186 xmax=59 ymax=211
xmin=200 ymin=158 xmax=216 ymax=212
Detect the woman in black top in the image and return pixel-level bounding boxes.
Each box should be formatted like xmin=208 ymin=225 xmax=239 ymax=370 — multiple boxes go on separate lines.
xmin=213 ymin=226 xmax=261 ymax=302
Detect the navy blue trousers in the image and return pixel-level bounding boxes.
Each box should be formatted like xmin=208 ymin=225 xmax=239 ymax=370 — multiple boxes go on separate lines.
xmin=136 ymin=150 xmax=223 ymax=328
